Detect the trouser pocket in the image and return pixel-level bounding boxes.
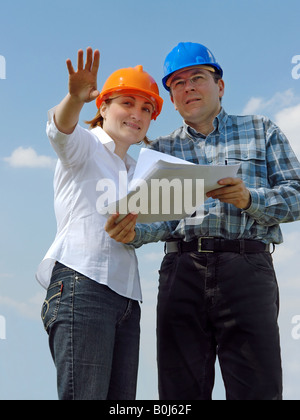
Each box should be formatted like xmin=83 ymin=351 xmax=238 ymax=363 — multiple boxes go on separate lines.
xmin=41 ymin=280 xmax=63 ymax=332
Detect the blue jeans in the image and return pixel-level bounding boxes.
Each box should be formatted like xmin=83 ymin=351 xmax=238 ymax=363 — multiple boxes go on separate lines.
xmin=41 ymin=263 xmax=141 ymax=400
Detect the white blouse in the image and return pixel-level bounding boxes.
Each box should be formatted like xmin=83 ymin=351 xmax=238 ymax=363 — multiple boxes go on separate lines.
xmin=36 ymin=108 xmax=142 ymax=301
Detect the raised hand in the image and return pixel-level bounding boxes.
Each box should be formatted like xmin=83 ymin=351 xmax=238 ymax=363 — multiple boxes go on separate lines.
xmin=66 ymin=47 xmax=100 ymax=104
xmin=54 ymin=47 xmax=100 ymax=134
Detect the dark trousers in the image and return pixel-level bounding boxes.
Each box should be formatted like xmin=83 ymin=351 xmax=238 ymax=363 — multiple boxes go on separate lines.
xmin=157 ymin=251 xmax=282 ymax=400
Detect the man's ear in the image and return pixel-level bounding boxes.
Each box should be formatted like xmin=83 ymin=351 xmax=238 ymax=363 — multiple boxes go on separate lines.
xmin=218 ymin=79 xmax=225 ymax=100
xmin=170 ymin=93 xmax=178 ymax=110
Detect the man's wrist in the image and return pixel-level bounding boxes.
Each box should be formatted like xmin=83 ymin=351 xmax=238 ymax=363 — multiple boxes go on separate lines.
xmin=242 ymin=190 xmax=252 ymax=210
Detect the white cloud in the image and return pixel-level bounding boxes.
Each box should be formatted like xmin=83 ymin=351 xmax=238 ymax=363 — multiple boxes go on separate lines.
xmin=273 ymin=231 xmax=300 ymax=266
xmin=3 ymin=147 xmax=57 ymax=169
xmin=242 ymin=89 xmax=297 ymax=115
xmin=0 ymin=292 xmax=45 ymax=321
xmin=242 ymin=97 xmax=265 ymax=115
xmin=274 ymin=104 xmax=300 ymax=158
xmin=242 ymin=89 xmax=300 ymax=159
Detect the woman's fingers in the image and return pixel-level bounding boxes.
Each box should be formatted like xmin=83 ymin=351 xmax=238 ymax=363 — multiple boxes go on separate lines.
xmin=77 ymin=49 xmax=84 ymax=71
xmin=91 ymin=49 xmax=100 ymax=76
xmin=66 ymin=58 xmax=75 ymax=75
xmin=105 ymin=213 xmax=138 ymax=243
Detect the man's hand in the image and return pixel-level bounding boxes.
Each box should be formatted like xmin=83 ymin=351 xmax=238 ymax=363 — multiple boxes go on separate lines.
xmin=105 ymin=213 xmax=138 ymax=243
xmin=206 ymin=177 xmax=251 ymax=210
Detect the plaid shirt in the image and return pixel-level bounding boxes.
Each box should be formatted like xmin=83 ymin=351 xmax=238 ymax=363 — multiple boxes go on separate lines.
xmin=132 ymin=108 xmax=300 ymax=247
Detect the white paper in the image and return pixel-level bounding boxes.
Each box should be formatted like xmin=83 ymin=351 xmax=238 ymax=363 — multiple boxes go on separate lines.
xmin=131 ymin=149 xmax=194 ymax=188
xmin=99 ymin=149 xmax=240 ymax=223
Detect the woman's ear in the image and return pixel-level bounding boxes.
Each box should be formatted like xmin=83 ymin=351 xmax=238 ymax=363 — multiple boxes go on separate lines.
xmin=100 ymin=102 xmax=107 ymax=120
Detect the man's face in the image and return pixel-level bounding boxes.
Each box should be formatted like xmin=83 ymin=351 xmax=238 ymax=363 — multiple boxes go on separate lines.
xmin=169 ymin=67 xmax=225 ymax=132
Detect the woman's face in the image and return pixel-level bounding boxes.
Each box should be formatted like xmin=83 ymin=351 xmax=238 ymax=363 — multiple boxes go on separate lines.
xmin=101 ymin=94 xmax=154 ymax=147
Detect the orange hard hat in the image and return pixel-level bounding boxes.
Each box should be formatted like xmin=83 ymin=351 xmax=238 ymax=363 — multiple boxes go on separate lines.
xmin=96 ymin=65 xmax=163 ymax=120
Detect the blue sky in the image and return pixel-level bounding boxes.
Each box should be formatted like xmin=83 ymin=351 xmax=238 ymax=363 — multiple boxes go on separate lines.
xmin=1 ymin=0 xmax=300 ymax=400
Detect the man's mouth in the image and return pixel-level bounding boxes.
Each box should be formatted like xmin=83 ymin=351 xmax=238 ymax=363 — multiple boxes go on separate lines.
xmin=186 ymin=98 xmax=201 ymax=105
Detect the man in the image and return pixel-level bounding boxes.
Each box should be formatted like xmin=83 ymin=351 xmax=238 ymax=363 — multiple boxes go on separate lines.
xmin=105 ymin=42 xmax=300 ymax=400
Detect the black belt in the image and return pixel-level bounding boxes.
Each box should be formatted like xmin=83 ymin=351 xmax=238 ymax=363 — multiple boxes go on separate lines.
xmin=165 ymin=238 xmax=271 ymax=254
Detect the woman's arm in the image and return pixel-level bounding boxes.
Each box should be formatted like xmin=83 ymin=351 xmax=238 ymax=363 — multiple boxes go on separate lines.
xmin=54 ymin=47 xmax=100 ymax=134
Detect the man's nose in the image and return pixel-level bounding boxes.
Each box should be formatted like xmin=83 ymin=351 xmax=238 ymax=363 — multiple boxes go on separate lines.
xmin=185 ymin=78 xmax=195 ymax=92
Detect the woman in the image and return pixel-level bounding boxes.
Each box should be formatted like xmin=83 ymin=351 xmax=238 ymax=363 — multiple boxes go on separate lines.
xmin=37 ymin=47 xmax=163 ymax=400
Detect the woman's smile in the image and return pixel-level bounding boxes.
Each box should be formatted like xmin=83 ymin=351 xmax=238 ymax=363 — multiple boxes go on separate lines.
xmin=123 ymin=121 xmax=141 ymax=131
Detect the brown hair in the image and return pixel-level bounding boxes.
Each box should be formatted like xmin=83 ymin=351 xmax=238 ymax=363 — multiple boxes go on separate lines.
xmin=85 ymin=99 xmax=151 ymax=145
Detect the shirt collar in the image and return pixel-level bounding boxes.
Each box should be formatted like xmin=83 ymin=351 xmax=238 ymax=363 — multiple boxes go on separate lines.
xmin=91 ymin=126 xmax=116 ymax=153
xmin=91 ymin=126 xmax=137 ymax=173
xmin=184 ymin=107 xmax=228 ymax=138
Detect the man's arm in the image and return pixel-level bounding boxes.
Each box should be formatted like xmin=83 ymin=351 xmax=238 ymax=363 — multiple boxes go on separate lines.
xmin=246 ymin=124 xmax=300 ymax=225
xmin=209 ymin=123 xmax=300 ymax=226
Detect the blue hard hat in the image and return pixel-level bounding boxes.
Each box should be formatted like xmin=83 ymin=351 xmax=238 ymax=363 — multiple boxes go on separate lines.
xmin=162 ymin=42 xmax=223 ymax=91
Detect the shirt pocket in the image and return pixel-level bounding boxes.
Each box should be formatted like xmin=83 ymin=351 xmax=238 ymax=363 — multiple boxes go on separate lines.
xmin=226 ymin=148 xmax=269 ymax=189
xmin=41 ymin=280 xmax=63 ymax=333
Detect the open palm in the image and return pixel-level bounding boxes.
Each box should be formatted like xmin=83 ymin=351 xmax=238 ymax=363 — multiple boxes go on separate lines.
xmin=66 ymin=47 xmax=100 ymax=103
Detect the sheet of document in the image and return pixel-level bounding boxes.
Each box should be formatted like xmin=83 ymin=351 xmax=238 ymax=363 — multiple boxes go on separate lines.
xmin=100 ymin=149 xmax=240 ymax=224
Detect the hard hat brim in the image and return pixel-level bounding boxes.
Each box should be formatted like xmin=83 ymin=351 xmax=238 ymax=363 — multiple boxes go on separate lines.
xmin=96 ymin=88 xmax=163 ymax=121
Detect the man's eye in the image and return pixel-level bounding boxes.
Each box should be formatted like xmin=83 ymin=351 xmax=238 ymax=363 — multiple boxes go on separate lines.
xmin=191 ymin=76 xmax=202 ymax=82
xmin=174 ymin=80 xmax=184 ymax=88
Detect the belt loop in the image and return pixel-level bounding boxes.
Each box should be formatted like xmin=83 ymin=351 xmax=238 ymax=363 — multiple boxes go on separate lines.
xmin=164 ymin=242 xmax=167 ymax=255
xmin=240 ymin=239 xmax=245 ymax=254
xmin=271 ymin=243 xmax=276 ymax=254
